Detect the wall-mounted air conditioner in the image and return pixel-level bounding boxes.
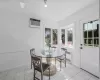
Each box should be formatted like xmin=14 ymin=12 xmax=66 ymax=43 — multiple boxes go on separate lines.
xmin=29 ymin=18 xmax=40 ymax=28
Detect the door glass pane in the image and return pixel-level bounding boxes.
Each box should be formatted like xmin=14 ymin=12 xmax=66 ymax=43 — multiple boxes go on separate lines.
xmin=84 ymin=31 xmax=87 ymax=38
xmin=83 ymin=23 xmax=88 ymax=31
xmin=45 ymin=28 xmax=51 ymax=46
xmin=88 ymin=22 xmax=93 ymax=38
xmin=88 ymin=39 xmax=93 ymax=46
xmin=83 ymin=24 xmax=87 ymax=38
xmin=61 ymin=29 xmax=65 ymax=44
xmin=94 ymin=38 xmax=99 ymax=47
xmin=93 ymin=20 xmax=99 ymax=38
xmin=84 ymin=39 xmax=88 ymax=45
xmin=52 ymin=29 xmax=58 ymax=44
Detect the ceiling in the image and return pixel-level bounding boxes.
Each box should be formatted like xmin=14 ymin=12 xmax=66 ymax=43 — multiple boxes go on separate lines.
xmin=0 ymin=0 xmax=96 ymax=21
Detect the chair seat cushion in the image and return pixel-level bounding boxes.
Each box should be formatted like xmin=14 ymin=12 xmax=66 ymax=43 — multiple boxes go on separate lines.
xmin=35 ymin=63 xmax=50 ymax=72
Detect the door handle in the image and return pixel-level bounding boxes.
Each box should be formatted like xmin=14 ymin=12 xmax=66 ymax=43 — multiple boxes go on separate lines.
xmin=80 ymin=47 xmax=83 ymax=49
xmin=80 ymin=44 xmax=83 ymax=49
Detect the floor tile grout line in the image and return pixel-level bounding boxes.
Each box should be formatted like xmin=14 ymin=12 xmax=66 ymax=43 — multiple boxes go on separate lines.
xmin=0 ymin=63 xmax=99 ymax=80
xmin=88 ymin=76 xmax=92 ymax=80
xmin=81 ymin=69 xmax=99 ymax=80
xmin=87 ymin=70 xmax=95 ymax=80
xmin=79 ymin=69 xmax=93 ymax=80
xmin=68 ymin=69 xmax=82 ymax=80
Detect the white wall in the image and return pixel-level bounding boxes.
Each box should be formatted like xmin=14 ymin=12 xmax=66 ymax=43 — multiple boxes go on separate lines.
xmin=58 ymin=0 xmax=99 ymax=67
xmin=0 ymin=4 xmax=59 ymax=71
xmin=0 ymin=7 xmax=43 ymax=71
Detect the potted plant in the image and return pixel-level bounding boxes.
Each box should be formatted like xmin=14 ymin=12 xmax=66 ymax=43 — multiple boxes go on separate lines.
xmin=45 ymin=37 xmax=52 ymax=64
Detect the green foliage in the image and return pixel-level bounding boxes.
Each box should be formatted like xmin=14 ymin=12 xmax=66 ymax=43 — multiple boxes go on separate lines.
xmin=45 ymin=37 xmax=51 ymax=47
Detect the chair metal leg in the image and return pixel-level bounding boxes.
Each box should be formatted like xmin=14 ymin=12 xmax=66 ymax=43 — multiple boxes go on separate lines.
xmin=60 ymin=61 xmax=61 ymax=71
xmin=65 ymin=59 xmax=66 ymax=67
xmin=55 ymin=58 xmax=56 ymax=65
xmin=31 ymin=62 xmax=32 ymax=69
xmin=65 ymin=55 xmax=66 ymax=67
xmin=34 ymin=70 xmax=35 ymax=80
xmin=41 ymin=73 xmax=43 ymax=80
xmin=49 ymin=67 xmax=50 ymax=80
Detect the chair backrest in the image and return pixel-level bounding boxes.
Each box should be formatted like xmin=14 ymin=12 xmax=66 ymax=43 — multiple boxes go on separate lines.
xmin=61 ymin=48 xmax=67 ymax=52
xmin=31 ymin=54 xmax=43 ymax=72
xmin=60 ymin=48 xmax=67 ymax=59
xmin=61 ymin=48 xmax=71 ymax=54
xmin=30 ymin=48 xmax=35 ymax=55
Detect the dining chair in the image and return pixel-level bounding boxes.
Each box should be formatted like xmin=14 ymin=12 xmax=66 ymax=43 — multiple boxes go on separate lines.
xmin=31 ymin=54 xmax=50 ymax=80
xmin=56 ymin=48 xmax=70 ymax=70
xmin=30 ymin=48 xmax=35 ymax=69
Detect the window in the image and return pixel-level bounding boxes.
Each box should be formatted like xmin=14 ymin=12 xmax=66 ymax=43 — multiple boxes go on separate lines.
xmin=60 ymin=23 xmax=74 ymax=48
xmin=83 ymin=20 xmax=99 ymax=47
xmin=61 ymin=29 xmax=65 ymax=45
xmin=45 ymin=28 xmax=51 ymax=46
xmin=45 ymin=28 xmax=58 ymax=47
xmin=67 ymin=28 xmax=73 ymax=47
xmin=52 ymin=29 xmax=58 ymax=45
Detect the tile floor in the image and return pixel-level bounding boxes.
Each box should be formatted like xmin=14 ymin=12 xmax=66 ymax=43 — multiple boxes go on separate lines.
xmin=0 ymin=61 xmax=99 ymax=80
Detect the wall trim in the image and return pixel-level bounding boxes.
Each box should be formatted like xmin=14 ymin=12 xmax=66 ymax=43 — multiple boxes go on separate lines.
xmin=0 ymin=50 xmax=28 ymax=54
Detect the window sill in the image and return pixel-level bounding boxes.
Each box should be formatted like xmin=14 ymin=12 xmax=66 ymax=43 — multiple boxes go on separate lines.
xmin=61 ymin=44 xmax=73 ymax=49
xmin=51 ymin=44 xmax=58 ymax=48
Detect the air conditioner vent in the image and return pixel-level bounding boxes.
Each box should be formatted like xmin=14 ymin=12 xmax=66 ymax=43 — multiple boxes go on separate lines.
xmin=29 ymin=18 xmax=40 ymax=28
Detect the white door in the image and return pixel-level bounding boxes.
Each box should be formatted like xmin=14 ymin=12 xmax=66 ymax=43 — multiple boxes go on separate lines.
xmin=80 ymin=19 xmax=100 ymax=77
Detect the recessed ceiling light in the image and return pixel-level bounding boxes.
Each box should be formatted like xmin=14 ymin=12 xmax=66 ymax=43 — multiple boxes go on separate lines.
xmin=44 ymin=0 xmax=47 ymax=7
xmin=20 ymin=2 xmax=25 ymax=8
xmin=44 ymin=4 xmax=47 ymax=7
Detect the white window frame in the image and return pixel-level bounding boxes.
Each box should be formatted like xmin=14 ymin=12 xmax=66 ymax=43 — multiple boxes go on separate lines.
xmin=44 ymin=27 xmax=58 ymax=48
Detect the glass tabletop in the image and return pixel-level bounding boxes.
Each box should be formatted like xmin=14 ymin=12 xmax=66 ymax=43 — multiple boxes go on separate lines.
xmin=39 ymin=48 xmax=65 ymax=58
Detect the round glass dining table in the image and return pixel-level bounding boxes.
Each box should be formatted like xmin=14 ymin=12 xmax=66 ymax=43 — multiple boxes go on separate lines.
xmin=36 ymin=49 xmax=65 ymax=80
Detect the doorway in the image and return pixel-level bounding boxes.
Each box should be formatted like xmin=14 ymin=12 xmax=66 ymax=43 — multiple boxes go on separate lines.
xmin=80 ymin=19 xmax=100 ymax=77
